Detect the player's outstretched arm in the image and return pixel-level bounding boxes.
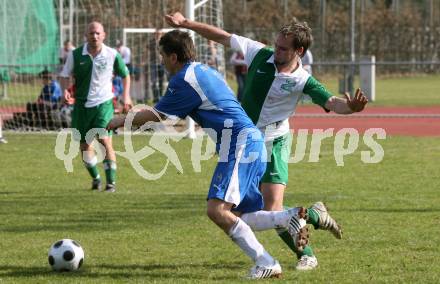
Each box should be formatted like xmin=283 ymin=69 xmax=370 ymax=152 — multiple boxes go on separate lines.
xmin=325 ymin=88 xmax=368 ymax=114
xmin=107 ymin=109 xmax=162 ymax=130
xmin=165 ymin=12 xmax=231 ymax=47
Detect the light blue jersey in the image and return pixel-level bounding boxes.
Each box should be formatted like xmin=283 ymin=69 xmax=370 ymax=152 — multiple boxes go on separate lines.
xmin=155 ymin=62 xmax=266 ymax=213
xmin=155 ymin=62 xmax=259 ymax=153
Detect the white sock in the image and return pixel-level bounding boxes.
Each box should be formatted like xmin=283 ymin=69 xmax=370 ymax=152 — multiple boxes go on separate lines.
xmin=82 ymin=154 xmax=98 ymax=168
xmin=241 ymin=207 xmax=302 ymax=231
xmin=228 ymin=218 xmax=275 ymax=267
xmin=0 ymin=125 xmax=3 ymax=138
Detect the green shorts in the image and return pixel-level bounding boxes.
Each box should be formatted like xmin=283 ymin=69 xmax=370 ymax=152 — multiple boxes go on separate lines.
xmin=71 ymin=99 xmax=114 ymax=143
xmin=261 ymin=134 xmax=292 ymax=185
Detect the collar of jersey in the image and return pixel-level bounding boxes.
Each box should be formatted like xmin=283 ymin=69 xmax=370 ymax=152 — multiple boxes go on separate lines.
xmin=82 ymin=43 xmax=108 ymax=57
xmin=267 ymin=54 xmax=304 ymax=77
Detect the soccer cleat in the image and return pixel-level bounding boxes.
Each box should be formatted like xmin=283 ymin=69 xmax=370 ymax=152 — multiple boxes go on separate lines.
xmin=105 ymin=183 xmax=116 ymax=193
xmin=91 ymin=179 xmax=101 ymax=191
xmin=287 ymin=207 xmax=309 ymax=252
xmin=247 ymin=260 xmax=282 ymax=279
xmin=310 ymin=202 xmax=342 ymax=239
xmin=0 ymin=137 xmax=7 ymax=144
xmin=296 ymin=255 xmax=318 ymax=271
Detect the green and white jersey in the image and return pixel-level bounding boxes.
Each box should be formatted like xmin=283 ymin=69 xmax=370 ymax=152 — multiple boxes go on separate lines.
xmin=230 ymin=34 xmax=332 ymax=141
xmin=61 ymin=43 xmax=128 ymax=108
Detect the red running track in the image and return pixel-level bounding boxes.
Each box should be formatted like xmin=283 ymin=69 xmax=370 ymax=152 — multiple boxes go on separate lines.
xmin=290 ymin=106 xmax=440 ymax=137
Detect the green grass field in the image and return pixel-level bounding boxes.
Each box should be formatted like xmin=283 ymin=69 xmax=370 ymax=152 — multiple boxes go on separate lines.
xmin=1 ymin=133 xmax=439 ymax=283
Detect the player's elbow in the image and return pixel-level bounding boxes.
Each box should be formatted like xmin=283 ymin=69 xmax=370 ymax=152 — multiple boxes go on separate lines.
xmin=324 ymin=96 xmax=338 ymax=112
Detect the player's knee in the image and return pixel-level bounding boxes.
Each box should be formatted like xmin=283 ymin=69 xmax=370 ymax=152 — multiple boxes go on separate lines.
xmin=82 ymin=154 xmax=97 ymax=168
xmin=98 ymin=138 xmax=113 ymax=149
xmin=263 ymin=201 xmax=283 ymax=211
xmin=206 ymin=206 xmax=221 ymax=223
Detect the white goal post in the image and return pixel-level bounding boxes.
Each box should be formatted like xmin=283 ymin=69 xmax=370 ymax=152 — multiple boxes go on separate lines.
xmin=122 ymin=0 xmax=225 ymax=139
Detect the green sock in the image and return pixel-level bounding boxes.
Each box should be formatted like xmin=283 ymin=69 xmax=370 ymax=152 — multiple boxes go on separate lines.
xmin=84 ymin=163 xmax=100 ymax=180
xmin=103 ymin=159 xmax=116 ymax=185
xmin=302 ymin=245 xmax=314 ymax=257
xmin=276 ymin=228 xmax=314 ymax=259
xmin=307 ymin=208 xmax=320 ymax=229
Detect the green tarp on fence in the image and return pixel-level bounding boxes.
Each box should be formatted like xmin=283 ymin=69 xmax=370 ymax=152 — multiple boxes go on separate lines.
xmin=0 ymin=0 xmax=58 ymax=75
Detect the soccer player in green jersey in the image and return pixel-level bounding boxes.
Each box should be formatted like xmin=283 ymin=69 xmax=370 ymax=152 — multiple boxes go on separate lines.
xmin=60 ymin=22 xmax=133 ymax=192
xmin=166 ymin=12 xmax=368 ymax=270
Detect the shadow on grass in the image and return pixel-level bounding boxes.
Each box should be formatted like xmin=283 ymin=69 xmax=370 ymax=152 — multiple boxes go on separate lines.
xmin=0 ymin=191 xmax=21 ymax=195
xmin=0 ymin=265 xmax=52 ymax=277
xmin=344 ymin=208 xmax=440 ymax=213
xmin=0 ymin=261 xmax=247 ymax=280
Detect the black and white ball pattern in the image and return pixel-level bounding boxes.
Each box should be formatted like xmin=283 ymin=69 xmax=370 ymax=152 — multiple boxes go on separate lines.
xmin=48 ymin=239 xmax=84 ymax=271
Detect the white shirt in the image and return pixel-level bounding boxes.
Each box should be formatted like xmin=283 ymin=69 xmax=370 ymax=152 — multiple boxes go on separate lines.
xmin=60 ymin=43 xmax=123 ymax=107
xmin=230 ymin=34 xmax=311 ymax=141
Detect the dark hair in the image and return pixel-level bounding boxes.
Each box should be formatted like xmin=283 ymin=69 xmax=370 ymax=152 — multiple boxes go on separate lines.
xmin=279 ymin=17 xmax=313 ymax=57
xmin=159 ymin=30 xmax=195 ymax=63
xmin=39 ymin=69 xmax=51 ymax=79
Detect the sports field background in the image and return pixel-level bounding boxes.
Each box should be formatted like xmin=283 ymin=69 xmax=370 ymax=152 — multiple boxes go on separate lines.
xmin=1 ymin=75 xmax=440 ymax=282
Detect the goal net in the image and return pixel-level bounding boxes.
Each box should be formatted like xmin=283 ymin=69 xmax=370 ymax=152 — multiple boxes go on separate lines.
xmin=0 ymin=0 xmax=224 ymax=132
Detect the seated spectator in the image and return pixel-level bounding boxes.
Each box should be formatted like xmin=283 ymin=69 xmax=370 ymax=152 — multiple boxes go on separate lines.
xmin=26 ymin=70 xmax=62 ymax=117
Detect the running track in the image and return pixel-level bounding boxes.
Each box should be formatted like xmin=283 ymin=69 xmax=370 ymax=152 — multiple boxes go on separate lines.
xmin=1 ymin=106 xmax=439 ymax=136
xmin=290 ymin=106 xmax=440 ymax=137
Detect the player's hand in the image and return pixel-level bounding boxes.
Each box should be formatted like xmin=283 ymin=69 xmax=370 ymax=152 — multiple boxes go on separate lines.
xmin=165 ymin=12 xmax=187 ymax=27
xmin=63 ymin=89 xmax=75 ymax=105
xmin=344 ymin=88 xmax=368 ymax=112
xmin=107 ymin=115 xmax=126 ymax=131
xmin=122 ymin=97 xmax=133 ymax=114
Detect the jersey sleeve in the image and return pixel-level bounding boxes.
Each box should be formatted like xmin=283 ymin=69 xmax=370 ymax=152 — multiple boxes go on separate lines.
xmin=230 ymin=34 xmax=265 ymax=67
xmin=303 ymin=76 xmax=333 ymax=111
xmin=154 ymin=80 xmax=202 ymax=119
xmin=59 ymin=51 xmax=74 ymax=78
xmin=113 ymin=53 xmax=129 ymax=78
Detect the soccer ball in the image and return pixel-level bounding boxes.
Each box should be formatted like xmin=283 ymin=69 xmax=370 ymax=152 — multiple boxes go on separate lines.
xmin=48 ymin=239 xmax=85 ymax=272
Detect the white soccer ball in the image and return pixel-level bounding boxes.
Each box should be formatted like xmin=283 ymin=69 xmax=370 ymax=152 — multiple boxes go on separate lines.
xmin=48 ymin=239 xmax=85 ymax=272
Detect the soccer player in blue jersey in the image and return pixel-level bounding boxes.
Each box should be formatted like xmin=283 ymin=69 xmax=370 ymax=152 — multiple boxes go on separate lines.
xmin=107 ymin=30 xmax=310 ymax=279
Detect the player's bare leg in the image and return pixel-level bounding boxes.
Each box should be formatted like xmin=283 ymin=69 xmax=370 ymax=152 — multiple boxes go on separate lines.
xmin=206 ymin=199 xmax=282 ymax=279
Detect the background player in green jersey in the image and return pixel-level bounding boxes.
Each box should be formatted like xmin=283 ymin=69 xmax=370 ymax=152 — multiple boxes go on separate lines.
xmin=165 ymin=12 xmax=368 ymax=270
xmin=60 ymin=22 xmax=133 ymax=192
